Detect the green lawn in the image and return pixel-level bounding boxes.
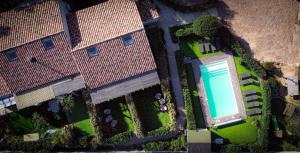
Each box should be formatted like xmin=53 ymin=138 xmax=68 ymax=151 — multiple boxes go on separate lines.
xmin=133 ymin=85 xmax=170 ymax=132
xmin=69 ymin=95 xmax=94 ymax=136
xmin=180 ymin=39 xmax=262 ymax=144
xmin=102 ymin=97 xmax=134 ymax=135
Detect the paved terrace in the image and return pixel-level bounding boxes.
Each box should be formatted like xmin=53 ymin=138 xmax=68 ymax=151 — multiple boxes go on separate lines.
xmin=191 ymin=52 xmax=246 ymax=127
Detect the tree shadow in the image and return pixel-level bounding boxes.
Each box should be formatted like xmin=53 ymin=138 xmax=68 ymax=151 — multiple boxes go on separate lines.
xmin=216 ymin=0 xmax=236 ymax=27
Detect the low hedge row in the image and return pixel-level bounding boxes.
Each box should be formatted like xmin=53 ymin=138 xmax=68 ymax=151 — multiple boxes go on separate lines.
xmin=169 ymin=24 xmax=192 ymax=43
xmin=106 ymin=131 xmax=132 ymax=144
xmin=143 ymin=134 xmax=186 ymax=151
xmin=183 ymin=88 xmax=196 ymax=130
xmin=125 ymin=94 xmax=145 ymax=138
xmin=147 ymin=126 xmax=170 ymax=137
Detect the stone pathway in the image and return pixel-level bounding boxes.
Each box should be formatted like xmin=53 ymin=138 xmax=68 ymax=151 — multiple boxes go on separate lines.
xmin=153 ymin=0 xmax=218 ymax=129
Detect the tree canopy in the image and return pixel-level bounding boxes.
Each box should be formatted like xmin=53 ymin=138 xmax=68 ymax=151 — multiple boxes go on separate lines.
xmin=192 ymin=15 xmax=221 ymax=38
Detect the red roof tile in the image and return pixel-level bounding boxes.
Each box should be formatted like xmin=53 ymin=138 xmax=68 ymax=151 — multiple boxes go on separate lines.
xmin=0 ymin=33 xmax=78 ymax=93
xmin=135 ymin=0 xmax=159 ymax=22
xmin=67 ymin=0 xmax=144 ymax=50
xmin=0 ymin=0 xmax=64 ymax=51
xmin=72 ymin=30 xmax=157 ymax=90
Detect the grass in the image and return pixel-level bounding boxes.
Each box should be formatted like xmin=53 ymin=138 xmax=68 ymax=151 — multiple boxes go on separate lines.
xmin=69 ymin=94 xmax=94 ymax=136
xmin=133 ymin=85 xmax=170 ymax=132
xmin=180 ymin=39 xmax=262 ymax=144
xmin=102 ymin=97 xmax=134 ymax=135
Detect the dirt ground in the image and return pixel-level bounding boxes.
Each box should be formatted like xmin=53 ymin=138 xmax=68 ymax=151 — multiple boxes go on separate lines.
xmin=217 ymin=0 xmax=300 ymax=66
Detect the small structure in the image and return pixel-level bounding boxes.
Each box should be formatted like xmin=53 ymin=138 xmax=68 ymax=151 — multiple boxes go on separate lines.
xmin=286 ymin=75 xmax=299 ymax=96
xmin=187 ymin=129 xmax=211 ymax=153
xmin=23 ymin=133 xmax=39 ymax=142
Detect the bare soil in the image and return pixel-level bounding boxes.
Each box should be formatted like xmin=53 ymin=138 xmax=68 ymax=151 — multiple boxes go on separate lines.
xmin=218 ymin=0 xmax=299 ymax=65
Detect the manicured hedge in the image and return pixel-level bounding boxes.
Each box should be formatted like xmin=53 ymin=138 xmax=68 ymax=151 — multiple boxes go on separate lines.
xmin=193 ymin=15 xmax=221 ymax=38
xmin=82 ymin=90 xmax=104 ymax=144
xmin=143 ymin=134 xmax=186 ymax=151
xmin=175 ymin=27 xmax=194 ymax=38
xmin=125 ymin=94 xmax=145 ymax=138
xmin=106 ymin=131 xmax=132 ymax=144
xmin=147 ymin=126 xmax=170 ymax=137
xmin=183 ymin=88 xmax=196 ymax=130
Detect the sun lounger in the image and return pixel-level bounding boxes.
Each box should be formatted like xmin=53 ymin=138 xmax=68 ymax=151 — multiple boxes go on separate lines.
xmin=245 ymin=95 xmax=258 ymax=102
xmin=246 ymin=109 xmax=262 ymax=116
xmin=210 ymin=44 xmax=216 ymax=51
xmin=198 ymin=39 xmax=204 ymax=53
xmin=246 ymin=102 xmax=261 ymax=108
xmin=241 ymin=78 xmax=259 ymax=85
xmin=204 ymin=43 xmax=210 ymax=52
xmin=215 ymin=38 xmax=221 ymax=50
xmin=240 ymin=72 xmax=251 ymax=80
xmin=242 ymin=89 xmax=257 ymax=96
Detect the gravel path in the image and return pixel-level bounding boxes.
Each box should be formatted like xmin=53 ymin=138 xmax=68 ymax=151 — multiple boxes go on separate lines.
xmin=153 ymin=0 xmax=218 ymax=130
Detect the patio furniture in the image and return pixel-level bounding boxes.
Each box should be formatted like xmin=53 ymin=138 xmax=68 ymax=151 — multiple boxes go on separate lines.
xmin=104 ymin=108 xmax=111 ymax=115
xmin=105 ymin=115 xmax=113 ymax=123
xmin=155 ymin=93 xmax=162 ymax=100
xmin=242 ymin=89 xmax=257 ymax=96
xmin=48 ymin=99 xmax=59 ymax=113
xmin=198 ymin=39 xmax=205 ymax=53
xmin=210 ymin=43 xmax=216 ymax=51
xmin=240 ymin=72 xmax=251 ymax=80
xmin=246 ymin=109 xmax=261 ymax=116
xmin=245 ymin=95 xmax=258 ymax=102
xmin=215 ymin=37 xmax=221 ymax=50
xmin=159 ymin=98 xmax=166 ymax=105
xmin=160 ymin=105 xmax=168 ymax=112
xmin=204 ymin=43 xmax=210 ymax=52
xmin=111 ymin=120 xmax=118 ymax=127
xmin=241 ymin=78 xmax=258 ymax=85
xmin=246 ymin=102 xmax=261 ymax=108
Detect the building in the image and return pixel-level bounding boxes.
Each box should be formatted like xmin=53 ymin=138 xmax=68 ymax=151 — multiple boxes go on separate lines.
xmin=0 ymin=0 xmax=160 ymax=115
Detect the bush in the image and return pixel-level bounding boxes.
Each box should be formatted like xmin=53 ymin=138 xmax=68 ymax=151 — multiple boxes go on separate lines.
xmin=147 ymin=126 xmax=170 ymax=137
xmin=220 ymin=144 xmax=242 ymax=153
xmin=262 ymin=62 xmax=276 ymax=72
xmin=58 ymin=95 xmax=75 ymax=112
xmin=183 ymin=88 xmax=196 ymax=130
xmin=240 ymin=54 xmax=266 ymax=78
xmin=106 ymin=131 xmax=132 ymax=144
xmin=60 ymin=124 xmax=82 ymax=148
xmin=79 ymin=136 xmax=89 ymax=148
xmin=193 ymin=15 xmax=221 ymax=38
xmin=82 ymin=90 xmax=104 ymax=144
xmin=125 ymin=94 xmax=145 ymax=138
xmin=169 ymin=134 xmax=186 ymax=151
xmin=32 ymin=112 xmax=49 ymax=133
xmin=175 ymin=27 xmax=194 ymax=37
xmin=144 ymin=141 xmax=170 ymax=151
xmin=248 ymin=144 xmax=265 ymax=153
xmin=143 ymin=134 xmax=186 ymax=151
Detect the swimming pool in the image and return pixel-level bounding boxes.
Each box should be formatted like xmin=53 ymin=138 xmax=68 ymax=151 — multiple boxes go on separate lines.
xmin=200 ymin=60 xmax=239 ymax=119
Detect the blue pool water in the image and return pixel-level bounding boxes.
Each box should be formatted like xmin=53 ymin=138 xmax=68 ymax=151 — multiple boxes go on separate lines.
xmin=200 ymin=60 xmax=238 ymax=119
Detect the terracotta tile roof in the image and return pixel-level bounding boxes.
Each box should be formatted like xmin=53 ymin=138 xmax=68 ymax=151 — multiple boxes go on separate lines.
xmin=135 ymin=0 xmax=159 ymax=22
xmin=0 ymin=75 xmax=11 ymax=97
xmin=0 ymin=0 xmax=64 ymax=52
xmin=72 ymin=29 xmax=157 ymax=90
xmin=67 ymin=0 xmax=144 ymax=50
xmin=0 ymin=33 xmax=78 ymax=94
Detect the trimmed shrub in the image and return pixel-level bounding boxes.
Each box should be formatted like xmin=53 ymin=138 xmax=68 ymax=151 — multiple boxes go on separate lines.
xmin=125 ymin=94 xmax=145 ymax=138
xmin=60 ymin=124 xmax=83 ymax=148
xmin=169 ymin=134 xmax=186 ymax=151
xmin=183 ymin=88 xmax=196 ymax=130
xmin=193 ymin=15 xmax=221 ymax=38
xmin=106 ymin=131 xmax=132 ymax=144
xmin=144 ymin=141 xmax=170 ymax=151
xmin=147 ymin=126 xmax=170 ymax=137
xmin=220 ymin=144 xmax=242 ymax=153
xmin=79 ymin=136 xmax=89 ymax=148
xmin=175 ymin=27 xmax=194 ymax=37
xmin=143 ymin=134 xmax=186 ymax=151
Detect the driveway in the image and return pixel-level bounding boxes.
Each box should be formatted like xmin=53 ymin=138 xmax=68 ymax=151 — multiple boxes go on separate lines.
xmin=153 ymin=0 xmax=218 ymax=129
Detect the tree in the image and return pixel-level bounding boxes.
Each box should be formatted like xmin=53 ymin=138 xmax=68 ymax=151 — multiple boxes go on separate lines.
xmin=58 ymin=95 xmax=75 ymax=112
xmin=193 ymin=15 xmax=221 ymax=38
xmin=32 ymin=112 xmax=49 ymax=133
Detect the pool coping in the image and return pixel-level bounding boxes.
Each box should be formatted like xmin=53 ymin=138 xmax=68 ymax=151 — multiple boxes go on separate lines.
xmin=191 ymin=51 xmax=247 ymax=127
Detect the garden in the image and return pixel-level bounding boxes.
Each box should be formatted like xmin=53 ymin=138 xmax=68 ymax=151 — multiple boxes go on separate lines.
xmin=173 ymin=15 xmax=271 ymax=152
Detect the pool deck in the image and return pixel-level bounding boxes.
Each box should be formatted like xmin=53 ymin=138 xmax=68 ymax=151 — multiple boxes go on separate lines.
xmin=191 ymin=51 xmax=247 ymax=127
